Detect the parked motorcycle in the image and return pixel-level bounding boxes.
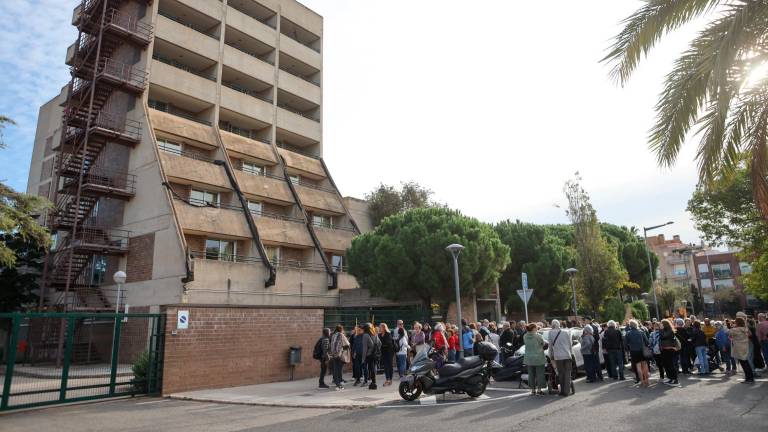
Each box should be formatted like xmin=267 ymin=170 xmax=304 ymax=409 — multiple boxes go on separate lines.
xmin=398 ymin=341 xmax=498 ymax=401
xmin=491 ymin=342 xmax=525 ymax=381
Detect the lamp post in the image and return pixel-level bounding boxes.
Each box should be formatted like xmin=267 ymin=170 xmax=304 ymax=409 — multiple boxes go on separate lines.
xmin=446 ymin=243 xmax=464 ymax=358
xmin=566 ymin=268 xmax=578 ymax=317
xmin=643 ymin=221 xmax=673 ymax=319
xmin=113 ymin=270 xmax=127 ymax=314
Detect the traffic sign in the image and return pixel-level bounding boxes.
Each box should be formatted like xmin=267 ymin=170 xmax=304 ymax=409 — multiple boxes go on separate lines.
xmin=177 ymin=310 xmax=189 ymax=330
xmin=517 ymin=289 xmax=533 ymax=304
xmin=522 ymin=272 xmax=528 ymax=290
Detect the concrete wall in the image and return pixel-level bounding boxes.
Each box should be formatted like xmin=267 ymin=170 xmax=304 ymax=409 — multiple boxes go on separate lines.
xmin=343 ymin=197 xmax=374 ymax=233
xmin=162 ymin=305 xmax=324 ymax=394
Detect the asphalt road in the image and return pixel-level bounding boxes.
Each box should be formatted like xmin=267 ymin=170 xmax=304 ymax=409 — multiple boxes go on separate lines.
xmin=2 ymin=374 xmax=766 ymax=432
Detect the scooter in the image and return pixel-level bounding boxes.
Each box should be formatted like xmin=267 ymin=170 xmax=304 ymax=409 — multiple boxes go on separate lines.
xmin=491 ymin=342 xmax=525 ymax=381
xmin=398 ymin=341 xmax=498 ymax=401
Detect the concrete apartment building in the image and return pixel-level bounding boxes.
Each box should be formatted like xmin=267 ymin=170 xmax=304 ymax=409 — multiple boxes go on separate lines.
xmin=28 ymin=0 xmax=370 ymax=313
xmin=692 ymin=249 xmax=762 ymax=314
xmin=645 ymin=234 xmax=699 ymax=291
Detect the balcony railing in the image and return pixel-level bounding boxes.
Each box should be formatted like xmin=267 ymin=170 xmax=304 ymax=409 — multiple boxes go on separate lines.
xmin=276 ymin=142 xmax=320 ymax=159
xmin=158 ymin=10 xmax=219 ymax=40
xmin=98 ymin=58 xmax=149 ymax=88
xmin=222 ymin=81 xmax=273 ymax=104
xmin=313 ymin=222 xmax=356 ymax=233
xmin=105 ymin=8 xmax=154 ymax=41
xmin=148 ymin=104 xmax=212 ymax=126
xmin=219 ymin=123 xmax=271 ymax=144
xmin=278 ymin=65 xmax=320 ymax=86
xmin=282 ymin=31 xmax=320 ymax=53
xmin=271 ymin=259 xmax=327 ymax=271
xmin=63 ymin=167 xmax=137 ymax=194
xmin=277 ymin=102 xmax=320 ymax=123
xmin=159 ymin=142 xmax=214 ymax=163
xmin=228 ymin=4 xmax=276 ymax=29
xmin=249 ymin=208 xmax=304 ymax=224
xmin=235 ymin=166 xmax=285 ymax=182
xmin=70 ymin=226 xmax=131 ymax=252
xmin=224 ymin=41 xmax=275 ymax=65
xmin=153 ymin=54 xmax=217 ymax=81
xmin=297 ymin=179 xmax=336 ymax=194
xmin=190 ymin=250 xmax=262 ymax=263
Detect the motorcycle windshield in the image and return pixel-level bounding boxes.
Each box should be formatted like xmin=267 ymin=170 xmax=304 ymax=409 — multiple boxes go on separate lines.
xmin=411 ymin=348 xmax=428 ymax=365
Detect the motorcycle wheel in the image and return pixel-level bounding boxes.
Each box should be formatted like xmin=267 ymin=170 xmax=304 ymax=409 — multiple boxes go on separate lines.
xmin=466 ymin=382 xmax=486 ymax=398
xmin=399 ymin=381 xmax=422 ymax=401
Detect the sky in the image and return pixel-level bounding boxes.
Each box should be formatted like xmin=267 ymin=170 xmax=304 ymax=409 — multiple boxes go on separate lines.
xmin=0 ymin=0 xmax=709 ymax=245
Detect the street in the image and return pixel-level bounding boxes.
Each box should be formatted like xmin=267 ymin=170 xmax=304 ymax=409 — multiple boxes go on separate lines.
xmin=2 ymin=374 xmax=766 ymax=432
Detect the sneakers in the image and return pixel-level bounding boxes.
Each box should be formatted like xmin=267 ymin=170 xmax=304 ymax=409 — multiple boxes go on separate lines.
xmin=319 ymin=383 xmax=330 ymax=389
xmin=368 ymin=383 xmax=378 ymax=390
xmin=353 ymin=380 xmax=360 ymax=387
xmin=335 ymin=385 xmax=344 ymax=391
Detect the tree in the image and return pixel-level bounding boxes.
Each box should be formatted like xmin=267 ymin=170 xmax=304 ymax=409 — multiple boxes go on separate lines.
xmin=0 ymin=233 xmax=45 ymax=311
xmin=365 ymin=181 xmax=434 ymax=227
xmin=564 ymin=175 xmax=625 ymax=315
xmin=346 ymin=207 xmax=510 ymax=312
xmin=494 ymin=220 xmax=574 ymax=314
xmin=630 ymin=300 xmax=650 ymax=322
xmin=603 ymin=298 xmax=626 ymax=324
xmin=657 ymin=283 xmax=687 ymax=318
xmin=601 ymin=223 xmax=659 ymax=292
xmin=604 ymin=1 xmax=768 ymax=222
xmin=0 ymin=117 xmax=51 ymax=267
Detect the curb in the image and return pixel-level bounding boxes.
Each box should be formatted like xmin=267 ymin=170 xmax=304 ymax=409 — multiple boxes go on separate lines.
xmin=167 ymin=395 xmax=382 ymax=410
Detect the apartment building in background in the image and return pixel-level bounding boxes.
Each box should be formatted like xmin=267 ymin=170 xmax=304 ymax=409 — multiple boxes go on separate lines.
xmin=692 ymin=249 xmax=763 ymax=313
xmin=27 ymin=0 xmax=372 ymax=312
xmin=645 ymin=234 xmax=699 ymax=291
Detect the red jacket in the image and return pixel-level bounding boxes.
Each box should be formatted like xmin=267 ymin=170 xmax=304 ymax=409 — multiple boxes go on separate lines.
xmin=447 ymin=334 xmax=459 ymax=351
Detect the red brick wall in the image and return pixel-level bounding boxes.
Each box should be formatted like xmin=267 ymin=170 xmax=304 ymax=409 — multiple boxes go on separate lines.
xmin=162 ymin=306 xmax=324 ymax=394
xmin=127 ymin=233 xmax=155 ymax=283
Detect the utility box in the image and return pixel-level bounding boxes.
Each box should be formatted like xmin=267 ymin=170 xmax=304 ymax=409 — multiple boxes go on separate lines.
xmin=289 ymin=346 xmax=302 ymax=365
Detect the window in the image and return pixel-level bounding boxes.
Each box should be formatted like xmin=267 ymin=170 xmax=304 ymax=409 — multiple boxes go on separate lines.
xmin=740 ymin=262 xmax=753 ymax=274
xmin=158 ymin=138 xmax=182 ymax=155
xmin=714 ymin=278 xmax=735 ymax=290
xmin=205 ymin=239 xmax=236 ymax=261
xmin=331 ymin=255 xmax=343 ymax=272
xmin=289 ymin=174 xmax=300 ymax=185
xmin=247 ymin=200 xmax=262 ymax=215
xmin=711 ymin=263 xmax=732 ymax=277
xmin=313 ymin=214 xmax=332 ymax=228
xmin=190 ymin=189 xmax=219 ymax=207
xmin=673 ymin=264 xmax=687 ymax=276
xmin=700 ymin=279 xmax=712 ymax=289
xmin=148 ymin=99 xmax=169 ymax=112
xmin=242 ymin=161 xmax=264 ymax=176
xmin=91 ymin=255 xmax=107 ymax=285
xmin=265 ymin=246 xmax=280 ymax=265
xmin=698 ymin=263 xmax=709 ymax=274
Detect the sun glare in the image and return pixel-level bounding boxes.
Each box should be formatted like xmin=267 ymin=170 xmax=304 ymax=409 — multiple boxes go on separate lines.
xmin=744 ymin=61 xmax=768 ymax=90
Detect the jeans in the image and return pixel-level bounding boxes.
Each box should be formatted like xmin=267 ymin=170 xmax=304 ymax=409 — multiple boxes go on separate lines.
xmin=396 ymin=353 xmax=407 ymax=377
xmin=607 ymin=350 xmax=624 ymax=379
xmin=527 ymin=364 xmax=546 ymax=390
xmin=352 ymin=355 xmax=368 ymax=381
xmin=653 ymin=354 xmax=665 ymax=379
xmin=662 ymin=349 xmax=678 ymax=381
xmin=447 ymin=349 xmax=456 ymax=363
xmin=681 ymin=345 xmax=693 ymax=373
xmin=739 ymin=359 xmax=755 ymax=381
xmin=722 ymin=347 xmax=737 ymax=371
xmin=583 ymin=353 xmax=599 ymax=381
xmin=332 ymin=358 xmax=344 ymax=386
xmin=463 ymin=348 xmax=473 ymax=358
xmin=382 ymin=352 xmax=394 ymax=381
xmin=696 ymin=346 xmax=709 ymax=374
xmin=319 ymin=360 xmax=328 ymax=386
xmin=673 ymin=351 xmax=681 ymax=373
xmin=366 ymin=355 xmax=377 ymax=385
xmin=554 ymin=359 xmax=573 ymax=395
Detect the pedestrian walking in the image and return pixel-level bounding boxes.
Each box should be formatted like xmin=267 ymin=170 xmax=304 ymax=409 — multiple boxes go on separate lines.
xmin=660 ymin=319 xmax=680 ymax=385
xmin=329 ymin=324 xmax=350 ymax=390
xmin=581 ymin=326 xmax=600 ymax=383
xmin=730 ymin=317 xmax=755 ymax=383
xmin=396 ymin=327 xmax=409 ymax=378
xmin=650 ymin=322 xmax=664 ymax=380
xmin=625 ymin=320 xmax=651 ymax=387
xmin=314 ymin=328 xmax=331 ymax=389
xmin=603 ymin=320 xmax=625 ymax=380
xmin=524 ymin=323 xmax=546 ymax=395
xmin=548 ymin=320 xmax=574 ymax=397
xmin=379 ymin=323 xmax=395 ymax=386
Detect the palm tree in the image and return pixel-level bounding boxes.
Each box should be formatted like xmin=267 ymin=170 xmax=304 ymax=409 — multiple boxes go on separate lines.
xmin=603 ymin=1 xmax=768 ymax=221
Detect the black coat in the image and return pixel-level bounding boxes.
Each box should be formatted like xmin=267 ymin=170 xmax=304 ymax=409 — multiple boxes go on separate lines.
xmin=380 ymin=331 xmax=395 ymax=354
xmin=603 ymin=328 xmax=623 ymax=351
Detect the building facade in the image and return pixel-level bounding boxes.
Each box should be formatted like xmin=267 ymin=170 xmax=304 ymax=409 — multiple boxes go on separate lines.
xmin=692 ymin=249 xmax=761 ymax=314
xmin=645 ymin=234 xmax=699 ymax=291
xmin=28 ymin=0 xmax=371 ymax=312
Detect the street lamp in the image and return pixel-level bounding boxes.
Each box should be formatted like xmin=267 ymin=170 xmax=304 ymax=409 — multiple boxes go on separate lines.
xmin=566 ymin=268 xmax=578 ymax=317
xmin=113 ymin=270 xmax=127 ymax=314
xmin=446 ymin=243 xmax=464 ymax=358
xmin=643 ymin=221 xmax=673 ymax=319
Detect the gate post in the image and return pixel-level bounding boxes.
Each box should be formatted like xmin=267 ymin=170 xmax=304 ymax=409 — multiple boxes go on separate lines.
xmin=1 ymin=313 xmax=21 ymax=410
xmin=108 ymin=316 xmax=123 ymax=395
xmin=59 ymin=316 xmax=76 ymax=402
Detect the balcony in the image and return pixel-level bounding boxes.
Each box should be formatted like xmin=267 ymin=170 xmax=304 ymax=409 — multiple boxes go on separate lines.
xmin=63 ymin=110 xmax=142 ymax=146
xmin=278 ymin=147 xmax=325 ymax=178
xmin=220 ymin=130 xmax=276 ymax=164
xmin=148 ymin=108 xmax=216 ymax=146
xmin=337 ymin=272 xmax=359 ymax=290
xmin=226 ymin=6 xmax=276 ymax=51
xmin=150 ymin=58 xmax=217 ymax=105
xmin=278 ymin=69 xmax=320 ymax=105
xmin=159 ymin=150 xmax=230 ymax=189
xmin=156 ymin=14 xmax=220 ymax=62
xmin=173 ymin=0 xmax=223 ymax=21
xmin=279 ymin=34 xmax=321 ymax=71
xmin=235 ymin=170 xmax=294 ymax=203
xmin=295 ymin=186 xmax=345 ymax=214
xmin=220 ymin=85 xmax=273 ymax=125
xmin=60 ymin=167 xmax=136 ymax=200
xmin=314 ymin=225 xmax=356 ymax=252
xmin=175 ymin=199 xmax=251 ymax=238
xmin=69 ymin=226 xmax=131 ymax=255
xmin=276 ymin=107 xmax=321 ymax=143
xmin=74 ymin=6 xmax=153 ymax=45
xmin=187 ymin=253 xmax=271 ymax=297
xmin=253 ymin=213 xmax=314 ymax=248
xmin=222 ymin=44 xmax=275 ymax=85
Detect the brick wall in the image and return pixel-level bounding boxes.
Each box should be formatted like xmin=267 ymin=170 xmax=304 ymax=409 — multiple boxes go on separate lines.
xmin=185 ymin=235 xmax=205 ymax=254
xmin=127 ymin=233 xmax=155 ymax=283
xmin=446 ymin=296 xmax=477 ymax=325
xmin=162 ymin=306 xmax=324 ymax=394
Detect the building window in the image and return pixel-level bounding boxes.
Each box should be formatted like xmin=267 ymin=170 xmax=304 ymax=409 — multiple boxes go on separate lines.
xmin=673 ymin=264 xmax=687 ymax=276
xmin=158 ymin=138 xmax=182 ymax=155
xmin=700 ymin=279 xmax=712 ymax=289
xmin=289 ymin=174 xmax=300 ymax=185
xmin=242 ymin=161 xmax=264 ymax=176
xmin=91 ymin=255 xmax=107 ymax=285
xmin=148 ymin=99 xmax=169 ymax=112
xmin=711 ymin=263 xmax=732 ymax=278
xmin=312 ymin=214 xmax=332 ymax=228
xmin=190 ymin=189 xmax=219 ymax=207
xmin=247 ymin=200 xmax=262 ymax=215
xmin=205 ymin=239 xmax=236 ymax=261
xmin=265 ymin=246 xmax=280 ymax=265
xmin=739 ymin=262 xmax=752 ymax=274
xmin=331 ymin=255 xmax=343 ymax=272
xmin=714 ymin=278 xmax=735 ymax=290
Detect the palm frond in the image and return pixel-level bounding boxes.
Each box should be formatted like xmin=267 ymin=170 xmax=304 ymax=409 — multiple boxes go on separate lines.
xmin=746 ymin=106 xmax=768 ymax=222
xmin=602 ymin=0 xmax=720 ymax=85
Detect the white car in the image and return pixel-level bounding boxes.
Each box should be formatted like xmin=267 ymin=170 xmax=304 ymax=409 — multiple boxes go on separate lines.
xmin=513 ymin=328 xmax=604 ymax=371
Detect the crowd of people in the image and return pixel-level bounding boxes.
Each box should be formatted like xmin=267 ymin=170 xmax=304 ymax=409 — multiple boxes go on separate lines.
xmin=312 ymin=311 xmax=768 ymax=396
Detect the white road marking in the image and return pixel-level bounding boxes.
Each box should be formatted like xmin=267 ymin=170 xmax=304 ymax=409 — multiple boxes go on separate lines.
xmin=486 ymin=387 xmax=529 ymax=392
xmin=378 ymin=392 xmax=529 ymax=409
xmin=419 ymin=396 xmax=436 ymax=405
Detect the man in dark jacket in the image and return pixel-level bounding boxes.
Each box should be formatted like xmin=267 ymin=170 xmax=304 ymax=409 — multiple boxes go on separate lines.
xmin=499 ymin=322 xmax=516 ymax=359
xmin=585 ymin=317 xmax=602 ymax=380
xmin=317 ymin=328 xmax=331 ymax=389
xmin=603 ymin=321 xmax=625 ymax=380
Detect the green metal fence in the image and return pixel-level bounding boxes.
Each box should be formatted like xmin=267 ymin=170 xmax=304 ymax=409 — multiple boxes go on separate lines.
xmin=324 ymin=305 xmax=425 ymax=330
xmin=0 ymin=312 xmax=164 ymax=411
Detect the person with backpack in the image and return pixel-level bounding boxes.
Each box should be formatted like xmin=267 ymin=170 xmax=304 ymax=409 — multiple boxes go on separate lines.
xmin=379 ymin=323 xmax=395 ymax=386
xmin=329 ymin=324 xmax=350 ymax=390
xmin=313 ymin=328 xmax=331 ymax=389
xmin=361 ymin=323 xmax=381 ymax=390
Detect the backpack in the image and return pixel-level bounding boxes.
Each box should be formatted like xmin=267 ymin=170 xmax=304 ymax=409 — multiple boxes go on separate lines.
xmin=312 ymin=337 xmax=323 ymax=360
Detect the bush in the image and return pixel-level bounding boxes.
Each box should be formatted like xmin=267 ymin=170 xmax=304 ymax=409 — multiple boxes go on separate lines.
xmin=603 ymin=298 xmax=625 ymax=323
xmin=630 ymin=300 xmax=649 ymax=321
xmin=131 ymin=350 xmax=150 ymax=392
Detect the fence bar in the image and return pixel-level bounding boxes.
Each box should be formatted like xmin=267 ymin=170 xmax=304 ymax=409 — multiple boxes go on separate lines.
xmin=1 ymin=314 xmax=21 ymax=410
xmin=60 ymin=316 xmax=76 ymax=401
xmin=108 ymin=316 xmax=123 ymax=395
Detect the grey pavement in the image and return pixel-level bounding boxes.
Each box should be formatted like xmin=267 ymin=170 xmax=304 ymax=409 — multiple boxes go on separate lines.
xmin=2 ymin=372 xmax=766 ymax=432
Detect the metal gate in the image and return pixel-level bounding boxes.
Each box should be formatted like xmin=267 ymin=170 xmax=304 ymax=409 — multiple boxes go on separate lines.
xmin=0 ymin=312 xmax=164 ymax=411
xmin=324 ymin=305 xmax=425 ymax=330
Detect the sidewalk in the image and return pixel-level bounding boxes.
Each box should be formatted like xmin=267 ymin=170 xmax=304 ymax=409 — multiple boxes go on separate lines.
xmin=169 ymin=377 xmax=402 ymax=409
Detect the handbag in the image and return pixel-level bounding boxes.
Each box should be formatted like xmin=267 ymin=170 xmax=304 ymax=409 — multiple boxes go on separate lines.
xmin=642 ymin=344 xmax=653 ymax=360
